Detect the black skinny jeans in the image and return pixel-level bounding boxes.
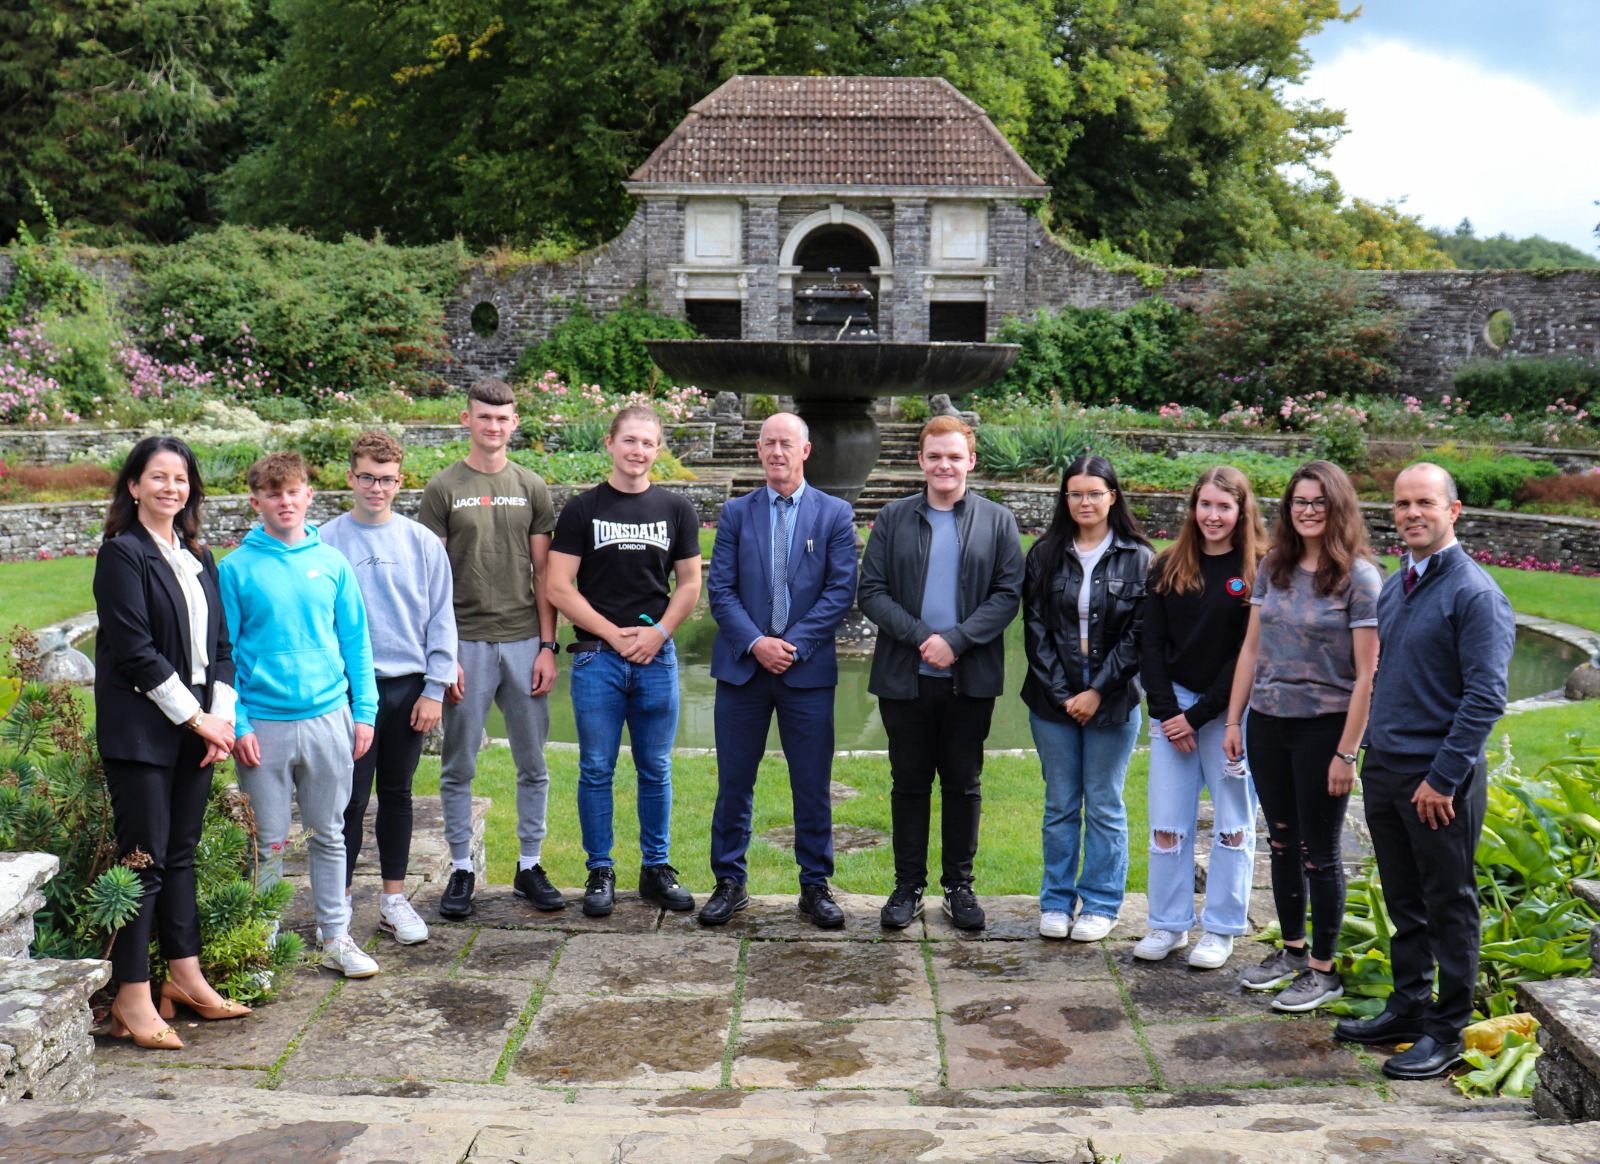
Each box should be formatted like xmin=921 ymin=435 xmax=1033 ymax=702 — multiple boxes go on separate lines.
xmin=1246 ymin=709 xmax=1351 ymax=962
xmin=103 ymin=729 xmax=213 ymax=984
xmin=880 ymin=675 xmax=995 ymax=891
xmin=343 ymin=673 xmax=428 ymax=885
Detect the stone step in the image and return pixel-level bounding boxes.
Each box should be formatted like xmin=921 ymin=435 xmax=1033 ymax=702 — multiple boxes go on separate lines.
xmin=0 ymin=955 xmax=109 ymax=1105
xmin=3 ymin=1083 xmax=1592 ymax=1163
xmin=0 ymin=853 xmax=58 ymax=960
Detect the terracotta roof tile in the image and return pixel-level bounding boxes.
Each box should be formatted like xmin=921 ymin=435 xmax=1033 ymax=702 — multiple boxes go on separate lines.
xmin=630 ymin=76 xmax=1045 ymax=189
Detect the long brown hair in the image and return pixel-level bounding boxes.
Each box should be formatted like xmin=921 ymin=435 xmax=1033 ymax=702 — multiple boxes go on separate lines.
xmin=1264 ymin=459 xmax=1376 ymax=596
xmin=1151 ymin=465 xmax=1266 ymax=596
xmin=104 ymin=436 xmax=206 ymax=557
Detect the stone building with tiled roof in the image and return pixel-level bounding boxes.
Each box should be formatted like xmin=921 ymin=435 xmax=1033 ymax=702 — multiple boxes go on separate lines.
xmin=622 ymin=75 xmax=1048 ymax=345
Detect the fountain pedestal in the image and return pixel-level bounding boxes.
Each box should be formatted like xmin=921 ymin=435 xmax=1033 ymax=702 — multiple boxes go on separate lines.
xmin=645 ymin=340 xmax=1020 ymax=503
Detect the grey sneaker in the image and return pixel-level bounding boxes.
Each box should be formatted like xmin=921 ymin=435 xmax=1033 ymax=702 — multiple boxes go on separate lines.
xmin=1271 ymin=967 xmax=1344 ymax=1012
xmin=1240 ymin=945 xmax=1309 ymax=990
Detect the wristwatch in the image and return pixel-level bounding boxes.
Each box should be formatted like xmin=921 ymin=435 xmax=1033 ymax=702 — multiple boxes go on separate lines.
xmin=540 ymin=642 xmax=559 ymax=654
xmin=1336 ymin=751 xmax=1359 ymax=765
xmin=185 ymin=710 xmax=205 ymax=732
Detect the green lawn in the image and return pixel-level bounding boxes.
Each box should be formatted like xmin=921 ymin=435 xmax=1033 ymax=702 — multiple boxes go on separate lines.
xmin=413 ymin=747 xmax=1151 ymax=898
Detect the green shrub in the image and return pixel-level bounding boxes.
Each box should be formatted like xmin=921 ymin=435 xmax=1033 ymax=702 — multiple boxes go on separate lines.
xmin=0 ymin=642 xmax=296 ymax=1003
xmin=1452 ymin=357 xmax=1600 ymax=419
xmin=1432 ymin=453 xmax=1557 ymax=508
xmin=128 ymin=226 xmax=465 ymax=403
xmin=1171 ymin=256 xmax=1404 ymax=411
xmin=514 ymin=300 xmax=697 ymax=395
xmin=1113 ymin=450 xmax=1302 ymax=499
xmin=975 ymin=417 xmax=1110 ymax=479
xmin=981 ymin=296 xmax=1181 ymax=409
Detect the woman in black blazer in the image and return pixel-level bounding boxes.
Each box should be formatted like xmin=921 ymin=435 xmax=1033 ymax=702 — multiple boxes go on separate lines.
xmin=95 ymin=436 xmax=249 ymax=1049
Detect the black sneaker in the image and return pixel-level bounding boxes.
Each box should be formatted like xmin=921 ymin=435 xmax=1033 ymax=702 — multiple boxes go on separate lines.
xmin=799 ymin=883 xmax=845 ymax=929
xmin=880 ymin=884 xmax=924 ymax=929
xmin=640 ymin=863 xmax=695 ymax=911
xmin=698 ymin=877 xmax=749 ymax=925
xmin=513 ymin=863 xmax=566 ymax=911
xmin=438 ymin=868 xmax=475 ymax=918
xmin=942 ymin=884 xmax=986 ymax=930
xmin=582 ymin=867 xmax=616 ymax=917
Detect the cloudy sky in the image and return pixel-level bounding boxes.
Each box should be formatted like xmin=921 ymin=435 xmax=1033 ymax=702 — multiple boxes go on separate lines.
xmin=1295 ymin=0 xmax=1600 ymax=252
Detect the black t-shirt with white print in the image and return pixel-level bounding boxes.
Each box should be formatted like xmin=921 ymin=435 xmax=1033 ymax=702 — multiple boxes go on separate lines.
xmin=551 ymin=482 xmax=701 ymax=639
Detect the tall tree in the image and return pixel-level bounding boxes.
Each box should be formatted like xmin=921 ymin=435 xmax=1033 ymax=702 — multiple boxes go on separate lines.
xmin=0 ymin=0 xmax=253 ymax=243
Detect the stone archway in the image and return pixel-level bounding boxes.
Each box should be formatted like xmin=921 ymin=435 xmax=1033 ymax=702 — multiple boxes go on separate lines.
xmin=780 ymin=209 xmax=894 ymax=339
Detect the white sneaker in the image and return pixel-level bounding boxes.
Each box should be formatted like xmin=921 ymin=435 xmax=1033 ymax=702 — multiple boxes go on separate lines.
xmin=314 ymin=894 xmax=354 ymax=945
xmin=1133 ymin=929 xmax=1189 ymax=961
xmin=1070 ymin=913 xmax=1118 ymax=942
xmin=321 ymin=933 xmax=380 ymax=978
xmin=1187 ymin=932 xmax=1234 ymax=970
xmin=379 ymin=894 xmax=429 ymax=945
xmin=1039 ymin=910 xmax=1071 ymax=939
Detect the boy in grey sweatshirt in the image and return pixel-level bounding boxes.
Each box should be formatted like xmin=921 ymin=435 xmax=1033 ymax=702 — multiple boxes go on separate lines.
xmin=322 ymin=431 xmax=457 ymax=946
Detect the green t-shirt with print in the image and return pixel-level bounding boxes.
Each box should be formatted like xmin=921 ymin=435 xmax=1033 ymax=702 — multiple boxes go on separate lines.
xmin=418 ymin=460 xmax=556 ymax=642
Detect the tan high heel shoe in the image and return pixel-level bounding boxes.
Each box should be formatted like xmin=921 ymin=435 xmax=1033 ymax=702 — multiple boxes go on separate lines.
xmin=159 ymin=980 xmax=252 ymax=1021
xmin=108 ymin=998 xmax=184 ymax=1050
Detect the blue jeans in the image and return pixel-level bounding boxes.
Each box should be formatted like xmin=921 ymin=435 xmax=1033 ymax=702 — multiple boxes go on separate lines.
xmin=570 ymin=643 xmax=679 ymax=869
xmin=1145 ymin=684 xmax=1257 ymax=935
xmin=1031 ymin=700 xmax=1141 ymax=918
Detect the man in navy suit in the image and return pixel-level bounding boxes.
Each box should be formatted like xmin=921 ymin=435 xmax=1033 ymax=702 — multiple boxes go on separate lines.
xmin=701 ymin=412 xmax=859 ymax=927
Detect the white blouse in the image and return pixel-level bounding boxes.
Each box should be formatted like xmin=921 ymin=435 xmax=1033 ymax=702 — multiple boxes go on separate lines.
xmin=144 ymin=530 xmax=236 ymax=726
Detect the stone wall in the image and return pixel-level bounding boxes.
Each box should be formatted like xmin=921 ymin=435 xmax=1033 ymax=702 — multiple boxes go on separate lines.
xmin=0 ymin=481 xmax=727 ymax=560
xmin=7 ymin=223 xmax=1600 ymax=399
xmin=7 ymin=479 xmax=1597 ymax=570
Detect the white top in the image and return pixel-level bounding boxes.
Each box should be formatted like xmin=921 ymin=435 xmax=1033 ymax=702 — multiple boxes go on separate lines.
xmin=144 ymin=529 xmax=236 ymax=726
xmin=1071 ymin=532 xmax=1113 ymax=642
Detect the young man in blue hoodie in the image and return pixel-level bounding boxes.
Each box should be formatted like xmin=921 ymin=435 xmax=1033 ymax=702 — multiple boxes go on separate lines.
xmin=220 ymin=451 xmax=381 ymax=978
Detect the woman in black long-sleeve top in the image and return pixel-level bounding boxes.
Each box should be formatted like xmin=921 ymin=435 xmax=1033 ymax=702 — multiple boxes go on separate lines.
xmin=95 ymin=436 xmax=249 ymax=1049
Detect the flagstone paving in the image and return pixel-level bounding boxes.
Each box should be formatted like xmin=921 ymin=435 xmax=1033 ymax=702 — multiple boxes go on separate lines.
xmin=7 ymin=793 xmax=1595 ymax=1161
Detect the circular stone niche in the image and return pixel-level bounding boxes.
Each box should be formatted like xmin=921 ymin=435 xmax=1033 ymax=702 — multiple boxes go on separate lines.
xmin=1484 ymin=308 xmax=1514 ymax=350
xmin=470 ymin=301 xmax=501 ymax=339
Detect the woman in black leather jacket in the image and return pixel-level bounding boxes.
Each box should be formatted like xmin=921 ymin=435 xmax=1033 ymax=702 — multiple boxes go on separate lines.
xmin=1023 ymin=454 xmax=1153 ymax=942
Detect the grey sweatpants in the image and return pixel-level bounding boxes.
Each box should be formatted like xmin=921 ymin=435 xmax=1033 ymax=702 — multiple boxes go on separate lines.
xmin=440 ymin=637 xmax=551 ymax=864
xmin=240 ymin=707 xmax=355 ymax=939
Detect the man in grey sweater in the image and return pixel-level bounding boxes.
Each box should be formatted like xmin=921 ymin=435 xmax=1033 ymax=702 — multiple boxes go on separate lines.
xmin=1335 ymin=462 xmax=1515 ymax=1079
xmin=322 ymin=430 xmax=458 ymax=945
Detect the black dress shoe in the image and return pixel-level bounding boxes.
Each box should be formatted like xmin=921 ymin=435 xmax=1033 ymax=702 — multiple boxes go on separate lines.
xmin=698 ymin=878 xmax=749 ymax=925
xmin=640 ymin=864 xmax=695 ymax=911
xmin=1382 ymin=1034 xmax=1465 ymax=1080
xmin=799 ymin=884 xmax=845 ymax=929
xmin=1335 ymin=1009 xmax=1427 ymax=1045
xmin=582 ymin=867 xmax=616 ymax=917
xmin=438 ymin=868 xmax=475 ymax=918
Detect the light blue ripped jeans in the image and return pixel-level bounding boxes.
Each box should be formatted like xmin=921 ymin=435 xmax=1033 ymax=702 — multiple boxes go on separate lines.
xmin=1144 ymin=683 xmax=1257 ymax=935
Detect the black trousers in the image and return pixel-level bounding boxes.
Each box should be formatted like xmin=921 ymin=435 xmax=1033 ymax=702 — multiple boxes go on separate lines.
xmin=1247 ymin=710 xmax=1351 ymax=962
xmin=880 ymin=676 xmax=995 ymax=891
xmin=103 ymin=730 xmax=213 ymax=984
xmin=343 ymin=674 xmax=428 ymax=885
xmin=1361 ymin=754 xmax=1487 ymax=1042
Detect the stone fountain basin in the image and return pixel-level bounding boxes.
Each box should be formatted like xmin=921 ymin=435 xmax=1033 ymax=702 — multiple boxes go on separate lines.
xmin=644 ymin=340 xmax=1020 ymax=399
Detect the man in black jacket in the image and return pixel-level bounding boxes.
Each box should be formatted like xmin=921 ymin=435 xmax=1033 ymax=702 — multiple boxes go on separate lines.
xmin=1335 ymin=463 xmax=1515 ymax=1079
xmin=859 ymin=416 xmax=1025 ymax=932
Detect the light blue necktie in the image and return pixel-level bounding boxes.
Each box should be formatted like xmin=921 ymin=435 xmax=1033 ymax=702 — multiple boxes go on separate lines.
xmin=772 ymin=494 xmax=793 ymax=635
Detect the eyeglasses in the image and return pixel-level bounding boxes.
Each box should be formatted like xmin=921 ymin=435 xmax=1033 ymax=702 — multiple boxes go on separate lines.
xmin=1289 ymin=497 xmax=1329 ymax=512
xmin=1066 ymin=490 xmax=1111 ymax=504
xmin=355 ymin=473 xmax=402 ymax=490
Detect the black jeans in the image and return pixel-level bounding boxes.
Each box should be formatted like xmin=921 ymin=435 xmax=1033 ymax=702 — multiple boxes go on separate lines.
xmin=103 ymin=730 xmax=213 ymax=984
xmin=880 ymin=676 xmax=995 ymax=891
xmin=1247 ymin=709 xmax=1350 ymax=962
xmin=1362 ymin=754 xmax=1487 ymax=1042
xmin=343 ymin=674 xmax=428 ymax=885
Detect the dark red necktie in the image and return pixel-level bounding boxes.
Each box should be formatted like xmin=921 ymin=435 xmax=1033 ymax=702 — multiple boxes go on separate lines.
xmin=1403 ymin=565 xmax=1419 ymax=595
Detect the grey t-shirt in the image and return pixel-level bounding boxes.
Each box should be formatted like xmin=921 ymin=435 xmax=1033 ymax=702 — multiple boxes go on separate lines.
xmin=1248 ymin=557 xmax=1382 ymax=718
xmin=917 ymin=506 xmax=960 ymax=676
